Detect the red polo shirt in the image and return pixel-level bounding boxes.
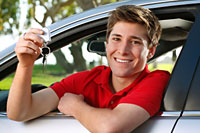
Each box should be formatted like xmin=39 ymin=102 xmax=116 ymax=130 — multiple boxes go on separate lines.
xmin=50 ymin=65 xmax=170 ymax=117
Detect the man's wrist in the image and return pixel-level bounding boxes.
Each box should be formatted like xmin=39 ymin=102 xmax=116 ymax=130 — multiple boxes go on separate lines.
xmin=17 ymin=62 xmax=34 ymax=70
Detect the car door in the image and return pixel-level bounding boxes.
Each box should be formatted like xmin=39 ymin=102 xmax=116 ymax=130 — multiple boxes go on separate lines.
xmin=171 ymin=12 xmax=200 ymax=133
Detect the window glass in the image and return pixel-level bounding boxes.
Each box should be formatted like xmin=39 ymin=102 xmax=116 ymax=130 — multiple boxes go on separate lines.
xmin=148 ymin=47 xmax=182 ymax=73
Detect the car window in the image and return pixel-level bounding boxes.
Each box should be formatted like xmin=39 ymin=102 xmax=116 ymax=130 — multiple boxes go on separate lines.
xmin=148 ymin=47 xmax=182 ymax=73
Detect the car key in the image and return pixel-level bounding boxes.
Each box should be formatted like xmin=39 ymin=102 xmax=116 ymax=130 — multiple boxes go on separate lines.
xmin=41 ymin=46 xmax=50 ymax=72
xmin=39 ymin=27 xmax=51 ymax=72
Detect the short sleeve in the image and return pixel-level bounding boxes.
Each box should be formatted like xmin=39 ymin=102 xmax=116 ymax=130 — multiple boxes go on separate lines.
xmin=119 ymin=70 xmax=170 ymax=117
xmin=50 ymin=66 xmax=108 ymax=99
xmin=50 ymin=74 xmax=77 ymax=99
xmin=50 ymin=71 xmax=89 ymax=99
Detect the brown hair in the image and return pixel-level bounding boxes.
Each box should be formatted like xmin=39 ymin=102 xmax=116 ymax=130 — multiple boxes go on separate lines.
xmin=106 ymin=5 xmax=162 ymax=48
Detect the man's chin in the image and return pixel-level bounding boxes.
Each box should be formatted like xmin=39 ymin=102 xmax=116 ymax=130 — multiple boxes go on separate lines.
xmin=112 ymin=70 xmax=142 ymax=79
xmin=113 ymin=72 xmax=133 ymax=78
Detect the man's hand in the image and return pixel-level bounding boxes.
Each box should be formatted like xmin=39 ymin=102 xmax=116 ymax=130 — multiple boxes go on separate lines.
xmin=58 ymin=93 xmax=84 ymax=116
xmin=15 ymin=28 xmax=44 ymax=67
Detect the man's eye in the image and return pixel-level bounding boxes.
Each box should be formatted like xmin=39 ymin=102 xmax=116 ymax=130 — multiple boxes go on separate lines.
xmin=131 ymin=40 xmax=142 ymax=45
xmin=112 ymin=37 xmax=120 ymax=41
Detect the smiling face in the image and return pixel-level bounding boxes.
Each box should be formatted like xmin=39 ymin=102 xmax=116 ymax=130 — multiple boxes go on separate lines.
xmin=106 ymin=21 xmax=155 ymax=80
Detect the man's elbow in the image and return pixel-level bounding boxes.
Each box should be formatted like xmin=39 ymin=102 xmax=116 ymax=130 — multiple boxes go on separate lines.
xmin=7 ymin=114 xmax=24 ymax=122
xmin=7 ymin=110 xmax=28 ymax=122
xmin=99 ymin=120 xmax=128 ymax=133
xmin=100 ymin=125 xmax=120 ymax=133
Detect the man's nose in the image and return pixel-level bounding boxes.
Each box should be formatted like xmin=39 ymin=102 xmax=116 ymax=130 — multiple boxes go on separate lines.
xmin=118 ymin=40 xmax=130 ymax=55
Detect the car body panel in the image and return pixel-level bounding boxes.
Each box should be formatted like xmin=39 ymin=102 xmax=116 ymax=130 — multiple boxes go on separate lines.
xmin=184 ymin=58 xmax=200 ymax=110
xmin=134 ymin=111 xmax=183 ymax=133
xmin=0 ymin=113 xmax=89 ymax=133
xmin=174 ymin=112 xmax=200 ymax=133
xmin=0 ymin=112 xmax=179 ymax=133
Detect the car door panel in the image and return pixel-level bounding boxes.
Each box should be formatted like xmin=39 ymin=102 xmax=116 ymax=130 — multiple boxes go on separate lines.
xmin=134 ymin=113 xmax=180 ymax=133
xmin=169 ymin=11 xmax=200 ymax=133
xmin=0 ymin=114 xmax=89 ymax=133
xmin=173 ymin=115 xmax=200 ymax=132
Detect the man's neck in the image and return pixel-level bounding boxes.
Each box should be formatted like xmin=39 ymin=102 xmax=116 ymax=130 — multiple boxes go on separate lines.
xmin=109 ymin=72 xmax=141 ymax=93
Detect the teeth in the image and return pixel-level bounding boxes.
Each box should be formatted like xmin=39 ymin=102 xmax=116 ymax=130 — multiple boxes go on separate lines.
xmin=116 ymin=58 xmax=130 ymax=63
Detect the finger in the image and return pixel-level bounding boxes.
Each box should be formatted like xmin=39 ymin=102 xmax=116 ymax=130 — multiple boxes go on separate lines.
xmin=23 ymin=32 xmax=44 ymax=46
xmin=18 ymin=39 xmax=40 ymax=51
xmin=15 ymin=46 xmax=38 ymax=56
xmin=28 ymin=28 xmax=44 ymax=35
xmin=16 ymin=40 xmax=41 ymax=55
xmin=36 ymin=47 xmax=41 ymax=55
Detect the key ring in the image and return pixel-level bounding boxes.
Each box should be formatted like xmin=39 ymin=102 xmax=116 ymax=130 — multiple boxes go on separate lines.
xmin=40 ymin=45 xmax=51 ymax=56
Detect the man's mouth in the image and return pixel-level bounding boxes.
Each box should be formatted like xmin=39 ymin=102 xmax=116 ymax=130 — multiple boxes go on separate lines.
xmin=115 ymin=58 xmax=132 ymax=63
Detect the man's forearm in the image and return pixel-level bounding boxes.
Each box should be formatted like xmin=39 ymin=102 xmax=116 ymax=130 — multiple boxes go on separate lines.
xmin=73 ymin=103 xmax=149 ymax=133
xmin=7 ymin=63 xmax=33 ymax=121
xmin=58 ymin=94 xmax=118 ymax=132
xmin=58 ymin=94 xmax=150 ymax=133
xmin=71 ymin=101 xmax=127 ymax=133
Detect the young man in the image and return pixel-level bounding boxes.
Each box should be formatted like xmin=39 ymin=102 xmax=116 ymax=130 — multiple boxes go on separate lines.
xmin=7 ymin=5 xmax=170 ymax=132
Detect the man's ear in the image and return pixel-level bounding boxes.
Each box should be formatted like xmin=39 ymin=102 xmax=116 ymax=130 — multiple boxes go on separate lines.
xmin=105 ymin=42 xmax=108 ymax=49
xmin=147 ymin=45 xmax=156 ymax=59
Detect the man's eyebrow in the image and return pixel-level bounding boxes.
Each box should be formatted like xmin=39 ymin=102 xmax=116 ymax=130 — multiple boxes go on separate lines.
xmin=111 ymin=33 xmax=122 ymax=37
xmin=131 ymin=35 xmax=143 ymax=41
xmin=131 ymin=35 xmax=148 ymax=45
xmin=111 ymin=34 xmax=144 ymax=40
xmin=111 ymin=34 xmax=146 ymax=42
